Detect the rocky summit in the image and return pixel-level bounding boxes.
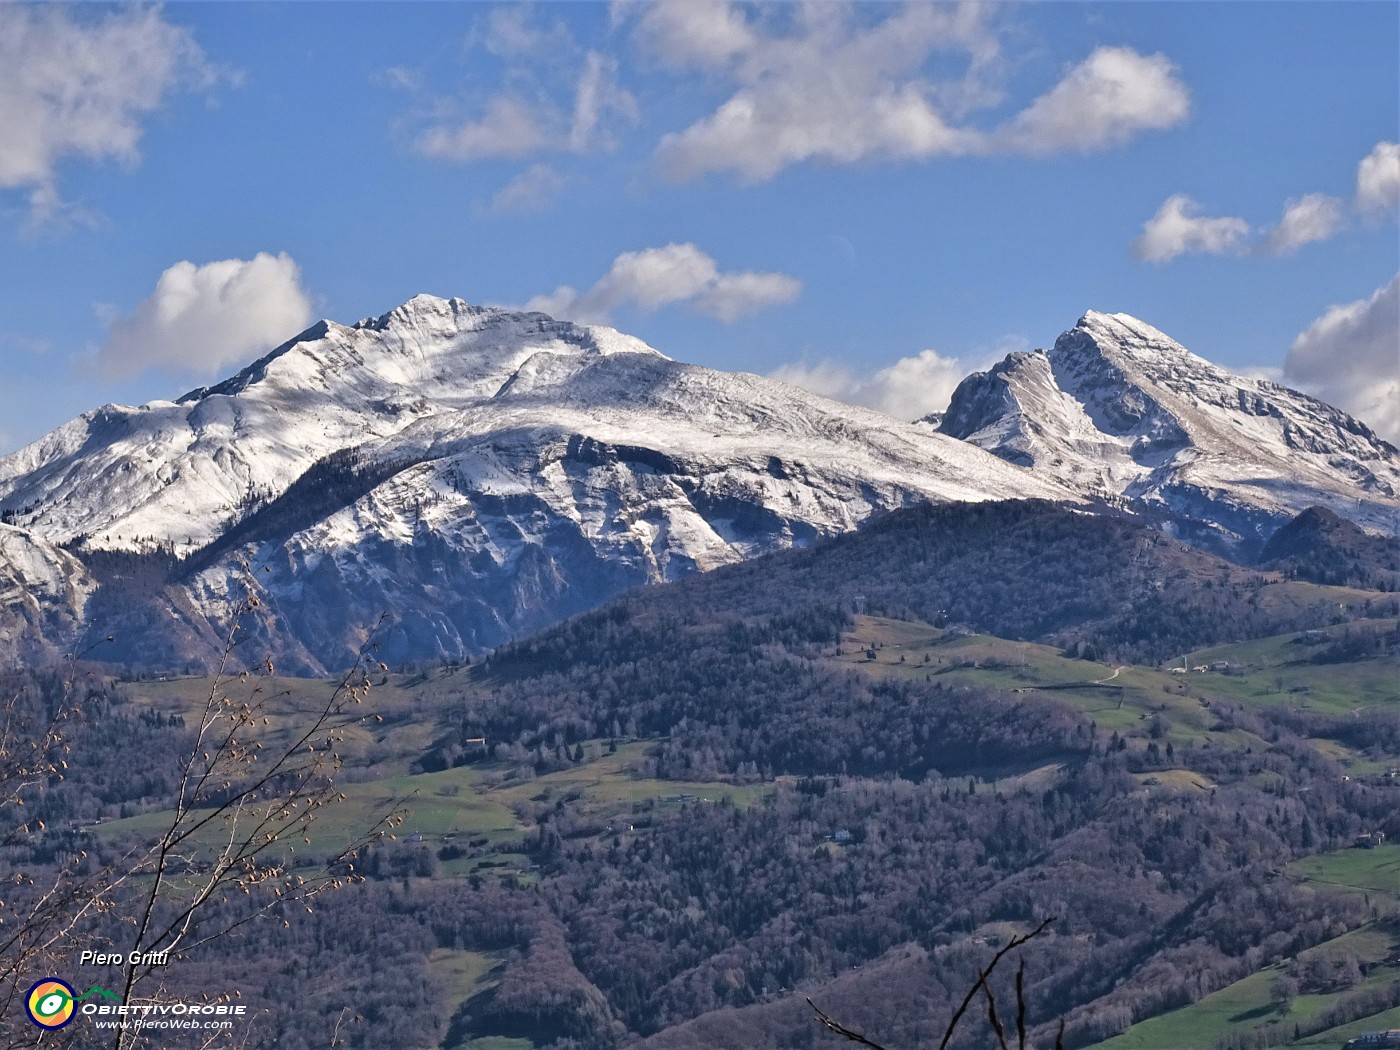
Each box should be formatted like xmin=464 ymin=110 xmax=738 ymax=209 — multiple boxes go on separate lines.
xmin=939 ymin=311 xmax=1400 ymax=554
xmin=2 ymin=298 xmax=1396 ymax=671
xmin=0 ymin=295 xmax=1070 ymax=672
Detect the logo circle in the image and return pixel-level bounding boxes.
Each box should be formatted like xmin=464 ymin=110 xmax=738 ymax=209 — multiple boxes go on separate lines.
xmin=26 ymin=979 xmax=76 ymax=1029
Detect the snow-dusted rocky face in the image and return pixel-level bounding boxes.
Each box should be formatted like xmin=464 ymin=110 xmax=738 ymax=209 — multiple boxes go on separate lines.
xmin=1 ymin=295 xmax=1396 ymax=670
xmin=0 ymin=297 xmax=666 ymax=555
xmin=0 ymin=294 xmax=1075 ymax=671
xmin=0 ymin=523 xmax=93 ymax=666
xmin=941 ymin=310 xmax=1400 ymax=550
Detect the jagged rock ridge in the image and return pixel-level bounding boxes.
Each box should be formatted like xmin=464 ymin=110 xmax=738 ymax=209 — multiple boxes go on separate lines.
xmin=939 ymin=311 xmax=1400 ymax=553
xmin=0 ymin=295 xmax=1071 ymax=671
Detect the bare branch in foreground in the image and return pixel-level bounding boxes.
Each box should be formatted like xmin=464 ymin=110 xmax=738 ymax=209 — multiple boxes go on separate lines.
xmin=809 ymin=916 xmax=1059 ymax=1050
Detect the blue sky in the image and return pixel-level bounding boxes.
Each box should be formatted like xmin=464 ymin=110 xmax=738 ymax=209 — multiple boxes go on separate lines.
xmin=0 ymin=1 xmax=1396 ymax=453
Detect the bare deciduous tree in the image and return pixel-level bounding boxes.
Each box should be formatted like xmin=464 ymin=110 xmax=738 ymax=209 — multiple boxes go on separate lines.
xmin=809 ymin=918 xmax=1066 ymax=1050
xmin=0 ymin=595 xmax=405 ymax=1049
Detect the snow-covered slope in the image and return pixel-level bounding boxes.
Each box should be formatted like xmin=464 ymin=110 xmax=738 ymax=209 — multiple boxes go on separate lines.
xmin=0 ymin=297 xmax=666 ymax=553
xmin=0 ymin=523 xmax=94 ymax=665
xmin=0 ymin=295 xmax=1072 ymax=671
xmin=939 ymin=311 xmax=1400 ymax=552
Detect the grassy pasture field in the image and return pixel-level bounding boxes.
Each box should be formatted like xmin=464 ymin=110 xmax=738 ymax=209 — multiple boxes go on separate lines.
xmin=1288 ymin=845 xmax=1400 ymax=910
xmin=1179 ymin=620 xmax=1400 ymax=717
xmin=1087 ymin=922 xmax=1400 ymax=1050
xmin=121 ymin=670 xmax=460 ymax=778
xmin=1290 ymin=1005 xmax=1400 ymax=1047
xmin=838 ymin=615 xmax=1397 ymax=752
xmin=837 ymin=615 xmax=1239 ymax=745
xmin=427 ymin=948 xmax=517 ymax=1049
xmin=95 ymin=731 xmax=773 ymax=883
xmin=1087 ymin=848 xmax=1400 ymax=1050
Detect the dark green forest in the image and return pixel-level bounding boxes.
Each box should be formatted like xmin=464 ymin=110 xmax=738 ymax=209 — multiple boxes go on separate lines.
xmin=3 ymin=501 xmax=1399 ymax=1050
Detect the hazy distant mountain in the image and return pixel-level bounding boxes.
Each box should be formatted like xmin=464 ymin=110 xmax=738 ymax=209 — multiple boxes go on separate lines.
xmin=939 ymin=311 xmax=1400 ymax=555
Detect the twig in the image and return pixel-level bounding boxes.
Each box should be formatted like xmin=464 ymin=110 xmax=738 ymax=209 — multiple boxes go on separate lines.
xmin=808 ymin=915 xmax=1058 ymax=1050
xmin=807 ymin=998 xmax=893 ymax=1050
xmin=1016 ymin=959 xmax=1028 ymax=1050
xmin=936 ymin=917 xmax=1055 ymax=1050
xmin=979 ymin=968 xmax=1009 ymax=1050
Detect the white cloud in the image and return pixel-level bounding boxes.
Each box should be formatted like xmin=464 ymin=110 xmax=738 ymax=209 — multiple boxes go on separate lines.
xmin=518 ymin=285 xmax=584 ymax=322
xmin=626 ymin=0 xmax=757 ymax=70
xmin=1266 ymin=193 xmax=1347 ymax=255
xmin=1284 ymin=274 xmax=1400 ymax=445
xmin=569 ymin=52 xmax=638 ymax=152
xmin=412 ymin=7 xmax=636 ymax=165
xmin=415 ymin=95 xmax=552 ymax=162
xmin=0 ymin=5 xmax=222 ymax=225
xmin=695 ymin=272 xmax=802 ymax=323
xmin=520 ymin=243 xmax=799 ymax=324
xmin=1143 ymin=141 xmax=1399 ymax=264
xmin=578 ymin=243 xmax=718 ymax=312
xmin=415 ymin=54 xmax=635 ymax=162
xmin=478 ymin=163 xmax=568 ymax=216
xmin=475 ymin=6 xmax=573 ymax=59
xmin=1356 ymin=141 xmax=1400 ymax=217
xmin=634 ymin=4 xmax=1187 ymax=182
xmin=770 ymin=347 xmax=978 ymax=421
xmin=21 ymin=183 xmax=106 ymax=237
xmin=650 ymin=3 xmax=996 ymax=182
xmin=996 ymin=46 xmax=1189 ymax=154
xmin=378 ymin=66 xmax=422 ymax=93
xmin=96 ymin=253 xmax=313 ymax=380
xmin=1132 ymin=195 xmax=1250 ymax=263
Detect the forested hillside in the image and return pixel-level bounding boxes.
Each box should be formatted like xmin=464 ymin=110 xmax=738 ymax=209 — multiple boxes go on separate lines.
xmin=1258 ymin=506 xmax=1400 ymax=590
xmin=4 ymin=500 xmax=1399 ymax=1049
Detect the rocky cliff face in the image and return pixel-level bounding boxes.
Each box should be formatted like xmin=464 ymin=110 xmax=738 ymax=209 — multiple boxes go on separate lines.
xmin=940 ymin=311 xmax=1400 ymax=554
xmin=0 ymin=523 xmax=94 ymax=666
xmin=0 ymin=295 xmax=1072 ymax=672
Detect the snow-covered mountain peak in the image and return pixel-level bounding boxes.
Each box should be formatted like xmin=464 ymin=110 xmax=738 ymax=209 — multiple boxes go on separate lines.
xmin=351 ymin=293 xmax=665 ymax=359
xmin=1068 ymin=309 xmax=1251 ymax=379
xmin=0 ymin=296 xmax=675 ymax=554
xmin=2 ymin=295 xmax=1395 ymax=669
xmin=1073 ymin=310 xmax=1184 ymax=352
xmin=179 ymin=296 xmax=666 ymax=405
xmin=940 ymin=312 xmax=1400 ymax=551
xmin=1055 ymin=310 xmax=1220 ymax=390
xmin=0 ymin=293 xmax=1088 ymax=669
xmin=355 ymin=292 xmax=477 ymax=330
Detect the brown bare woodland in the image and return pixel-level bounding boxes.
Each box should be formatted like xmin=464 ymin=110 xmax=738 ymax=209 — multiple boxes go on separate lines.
xmin=809 ymin=919 xmax=1066 ymax=1050
xmin=0 ymin=596 xmax=403 ymax=1049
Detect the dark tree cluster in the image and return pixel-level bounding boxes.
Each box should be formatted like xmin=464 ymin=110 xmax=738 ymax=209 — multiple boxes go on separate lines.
xmin=1257 ymin=505 xmax=1400 ymax=590
xmin=455 ymin=603 xmax=1087 ymax=782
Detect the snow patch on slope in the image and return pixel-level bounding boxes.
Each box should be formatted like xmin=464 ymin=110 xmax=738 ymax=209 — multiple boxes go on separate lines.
xmin=0 ymin=524 xmax=94 ymax=663
xmin=941 ymin=310 xmax=1400 ymax=550
xmin=0 ymin=294 xmax=1075 ymax=670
